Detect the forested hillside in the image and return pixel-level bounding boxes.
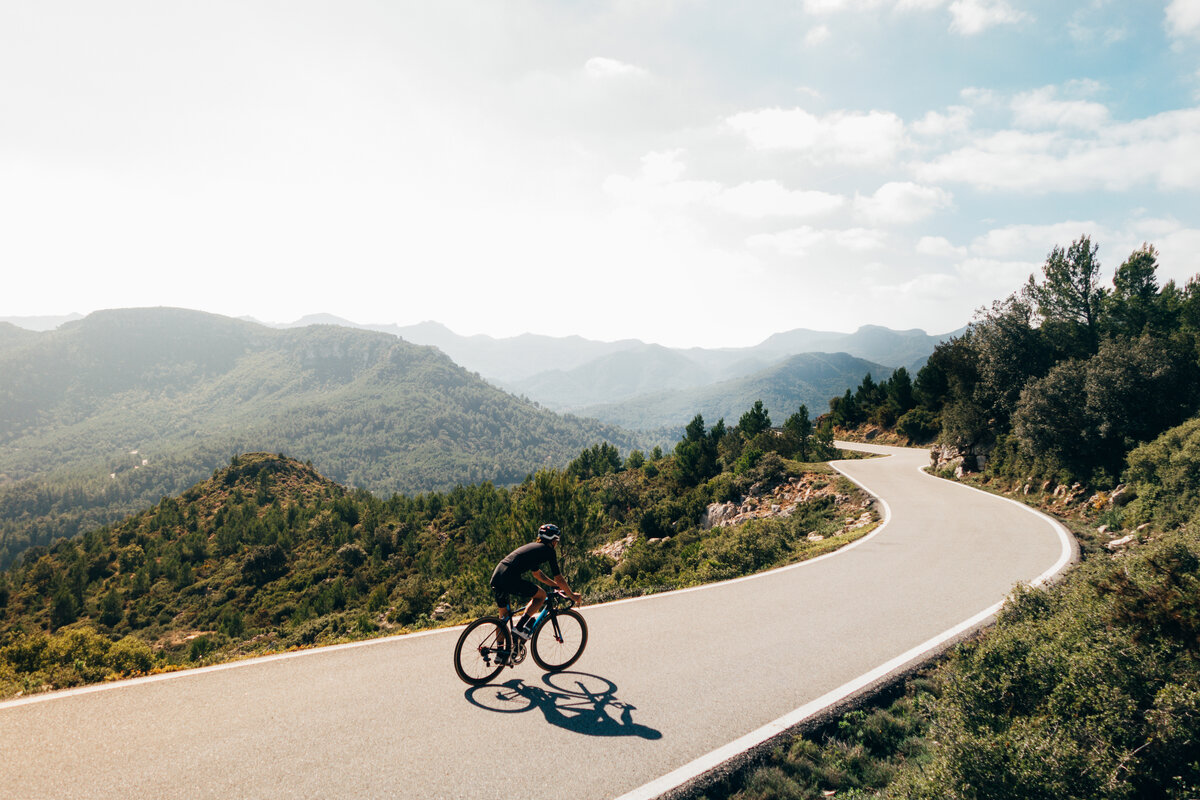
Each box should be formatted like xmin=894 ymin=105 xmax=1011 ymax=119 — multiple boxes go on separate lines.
xmin=574 ymin=351 xmax=893 ymax=430
xmin=0 ymin=403 xmax=868 ymax=699
xmin=905 ymin=237 xmax=1200 ymax=497
xmin=0 ymin=308 xmax=638 ymax=568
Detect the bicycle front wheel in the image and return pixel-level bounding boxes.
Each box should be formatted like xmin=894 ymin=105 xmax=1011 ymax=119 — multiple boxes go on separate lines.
xmin=531 ymin=608 xmax=587 ymax=671
xmin=454 ymin=618 xmax=509 ymax=685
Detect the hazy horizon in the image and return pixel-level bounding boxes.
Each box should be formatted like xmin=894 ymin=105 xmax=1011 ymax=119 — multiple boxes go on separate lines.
xmin=3 ymin=2 xmax=1198 ymax=348
xmin=0 ymin=306 xmax=968 ymax=346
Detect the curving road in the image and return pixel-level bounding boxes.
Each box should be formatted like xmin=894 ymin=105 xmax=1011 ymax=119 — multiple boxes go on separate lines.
xmin=0 ymin=443 xmax=1072 ymax=800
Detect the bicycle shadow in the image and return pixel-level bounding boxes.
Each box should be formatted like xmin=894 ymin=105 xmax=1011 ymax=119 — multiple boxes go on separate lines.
xmin=465 ymin=672 xmax=662 ymax=740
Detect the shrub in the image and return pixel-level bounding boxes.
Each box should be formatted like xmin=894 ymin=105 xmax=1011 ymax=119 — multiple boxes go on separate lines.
xmin=897 ymin=408 xmax=939 ymax=443
xmin=1125 ymin=416 xmax=1200 ymax=528
xmin=107 ymin=635 xmax=153 ymax=675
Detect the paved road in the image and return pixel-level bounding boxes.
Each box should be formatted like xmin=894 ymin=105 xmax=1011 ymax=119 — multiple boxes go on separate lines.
xmin=0 ymin=443 xmax=1071 ymax=800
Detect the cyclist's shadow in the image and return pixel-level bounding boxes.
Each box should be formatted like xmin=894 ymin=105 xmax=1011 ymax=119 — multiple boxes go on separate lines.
xmin=465 ymin=672 xmax=662 ymax=740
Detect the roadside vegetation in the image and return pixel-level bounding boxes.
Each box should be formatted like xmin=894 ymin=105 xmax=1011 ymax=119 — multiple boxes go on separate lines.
xmin=0 ymin=401 xmax=878 ymax=700
xmin=700 ymin=237 xmax=1200 ymax=799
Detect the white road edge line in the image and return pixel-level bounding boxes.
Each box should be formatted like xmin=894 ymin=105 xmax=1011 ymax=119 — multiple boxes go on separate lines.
xmin=611 ymin=446 xmax=1075 ymax=800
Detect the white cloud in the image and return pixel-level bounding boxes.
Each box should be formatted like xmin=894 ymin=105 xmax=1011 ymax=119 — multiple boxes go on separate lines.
xmin=916 ymin=236 xmax=968 ymax=258
xmin=713 ymin=180 xmax=845 ymax=218
xmin=802 ymin=0 xmax=889 ymax=11
xmin=639 ymin=149 xmax=687 ymax=184
xmin=584 ymin=56 xmax=649 ymax=80
xmin=749 ymin=226 xmax=886 ymax=256
xmin=866 ymin=272 xmax=961 ymax=305
xmin=602 ymin=149 xmax=719 ymax=207
xmin=1166 ymin=0 xmax=1200 ymax=40
xmin=969 ymin=221 xmax=1104 ymax=259
xmin=949 ymin=0 xmax=1028 ymax=35
xmin=854 ymin=181 xmax=953 ymax=225
xmin=1011 ymin=86 xmax=1110 ymax=130
xmin=913 ymin=106 xmax=973 ymax=137
xmin=955 ymin=257 xmax=1040 ymax=291
xmin=726 ymin=107 xmax=908 ymax=166
xmin=805 ymin=25 xmax=832 ymax=45
xmin=913 ymin=108 xmax=1200 ymax=192
xmin=801 ymin=0 xmax=1027 ymax=36
xmin=603 ymin=153 xmax=844 ymax=219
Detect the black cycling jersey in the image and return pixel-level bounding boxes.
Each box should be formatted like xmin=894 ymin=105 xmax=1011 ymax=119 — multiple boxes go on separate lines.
xmin=490 ymin=541 xmax=561 ymax=607
xmin=495 ymin=541 xmax=560 ymax=579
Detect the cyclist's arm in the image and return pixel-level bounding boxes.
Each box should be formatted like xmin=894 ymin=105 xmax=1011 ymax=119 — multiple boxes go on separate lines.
xmin=530 ymin=569 xmax=558 ymax=588
xmin=532 ymin=570 xmax=583 ymax=605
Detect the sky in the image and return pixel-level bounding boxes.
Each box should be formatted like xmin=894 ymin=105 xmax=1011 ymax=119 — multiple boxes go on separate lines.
xmin=2 ymin=1 xmax=1199 ymax=348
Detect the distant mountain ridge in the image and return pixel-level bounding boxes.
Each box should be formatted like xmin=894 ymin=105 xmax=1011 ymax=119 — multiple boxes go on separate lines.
xmin=245 ymin=314 xmax=963 ymax=421
xmin=0 ymin=308 xmax=639 ymax=566
xmin=573 ymin=352 xmax=895 ymax=431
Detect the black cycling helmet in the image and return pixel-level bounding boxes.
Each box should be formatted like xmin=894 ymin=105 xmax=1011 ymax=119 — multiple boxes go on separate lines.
xmin=537 ymin=523 xmax=561 ymax=542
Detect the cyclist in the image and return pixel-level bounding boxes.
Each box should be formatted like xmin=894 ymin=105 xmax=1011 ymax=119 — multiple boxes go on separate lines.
xmin=490 ymin=523 xmax=583 ymax=640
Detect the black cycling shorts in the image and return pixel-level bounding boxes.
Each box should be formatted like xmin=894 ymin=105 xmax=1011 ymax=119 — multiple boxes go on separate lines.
xmin=490 ymin=567 xmax=538 ymax=608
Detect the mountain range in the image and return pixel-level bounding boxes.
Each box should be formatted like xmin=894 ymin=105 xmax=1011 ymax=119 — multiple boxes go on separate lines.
xmin=0 ymin=308 xmax=637 ymax=567
xmin=259 ymin=314 xmax=962 ymax=426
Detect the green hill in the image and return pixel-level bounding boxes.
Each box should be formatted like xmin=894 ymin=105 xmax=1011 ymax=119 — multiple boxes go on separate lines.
xmin=574 ymin=352 xmax=893 ymax=430
xmin=0 ymin=308 xmax=637 ymax=567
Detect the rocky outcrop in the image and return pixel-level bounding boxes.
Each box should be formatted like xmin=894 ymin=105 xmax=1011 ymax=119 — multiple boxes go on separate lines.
xmin=700 ymin=476 xmax=874 ymax=533
xmin=930 ymin=444 xmax=987 ymax=476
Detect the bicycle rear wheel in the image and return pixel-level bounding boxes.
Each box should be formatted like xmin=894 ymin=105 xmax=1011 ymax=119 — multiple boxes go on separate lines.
xmin=531 ymin=608 xmax=587 ymax=671
xmin=454 ymin=618 xmax=509 ymax=685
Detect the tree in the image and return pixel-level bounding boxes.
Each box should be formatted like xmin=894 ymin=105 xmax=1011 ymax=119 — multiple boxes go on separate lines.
xmin=1104 ymin=244 xmax=1160 ymax=336
xmin=829 ymin=389 xmax=862 ymax=428
xmin=98 ymin=586 xmax=123 ymax=628
xmin=915 ymin=333 xmax=977 ymax=412
xmin=969 ymin=295 xmax=1052 ymax=428
xmin=1084 ymin=335 xmax=1200 ymax=458
xmin=854 ymin=373 xmax=885 ymax=410
xmin=1024 ymin=235 xmax=1106 ymax=354
xmin=885 ymin=367 xmax=915 ymax=417
xmin=738 ymin=401 xmax=771 ymax=438
xmin=1012 ymin=361 xmax=1096 ymax=476
xmin=674 ymin=414 xmax=719 ymax=486
xmin=783 ymin=405 xmax=814 ymax=460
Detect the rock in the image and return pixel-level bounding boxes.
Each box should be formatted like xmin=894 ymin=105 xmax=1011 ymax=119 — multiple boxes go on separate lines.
xmin=1022 ymin=483 xmax=1032 ymax=495
xmin=701 ymin=501 xmax=738 ymax=530
xmin=1109 ymin=484 xmax=1135 ymax=507
xmin=770 ymin=504 xmax=781 ymax=513
xmin=593 ymin=532 xmax=637 ymax=561
xmin=1137 ymin=523 xmax=1151 ymax=532
xmin=432 ymin=602 xmax=452 ymax=619
xmin=806 ymin=532 xmax=825 ymax=542
xmin=1105 ymin=535 xmax=1135 ymax=550
xmin=1096 ymin=524 xmax=1109 ymax=535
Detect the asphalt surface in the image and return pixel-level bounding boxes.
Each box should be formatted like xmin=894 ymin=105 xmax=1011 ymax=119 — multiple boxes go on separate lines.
xmin=0 ymin=443 xmax=1072 ymax=800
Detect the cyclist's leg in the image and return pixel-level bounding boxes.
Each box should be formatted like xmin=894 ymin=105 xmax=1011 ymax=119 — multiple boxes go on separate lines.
xmin=491 ymin=572 xmax=514 ymax=621
xmin=516 ymin=584 xmax=547 ymax=631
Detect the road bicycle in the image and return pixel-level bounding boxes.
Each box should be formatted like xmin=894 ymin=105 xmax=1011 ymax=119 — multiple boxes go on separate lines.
xmin=453 ymin=590 xmax=588 ymax=686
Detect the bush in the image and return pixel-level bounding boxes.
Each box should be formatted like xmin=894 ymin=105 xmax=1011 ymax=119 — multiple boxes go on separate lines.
xmin=897 ymin=409 xmax=939 ymax=443
xmin=1125 ymin=416 xmax=1200 ymax=528
xmin=107 ymin=635 xmax=153 ymax=675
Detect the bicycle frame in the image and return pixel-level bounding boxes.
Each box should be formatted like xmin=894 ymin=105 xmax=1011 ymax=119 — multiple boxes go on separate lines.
xmin=497 ymin=591 xmax=572 ymax=665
